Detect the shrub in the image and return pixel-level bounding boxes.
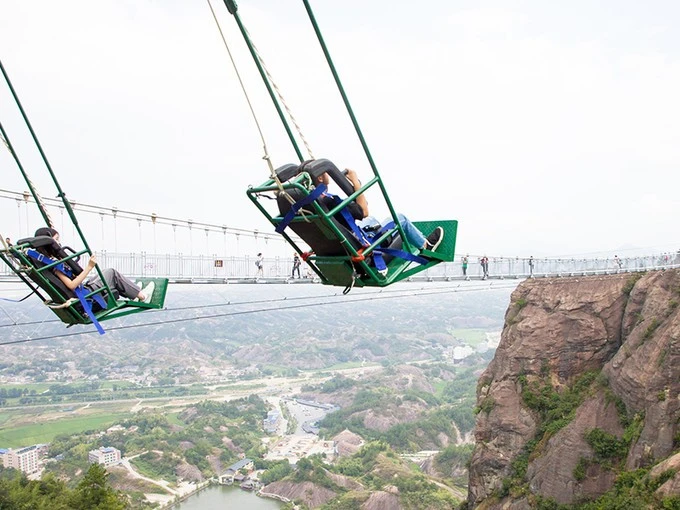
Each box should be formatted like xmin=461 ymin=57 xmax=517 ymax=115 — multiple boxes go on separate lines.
xmin=585 ymin=428 xmax=627 ymax=461
xmin=573 ymin=457 xmax=589 ymax=481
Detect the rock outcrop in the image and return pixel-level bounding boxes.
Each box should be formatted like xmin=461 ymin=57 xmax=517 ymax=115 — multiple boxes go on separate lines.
xmin=468 ymin=271 xmax=680 ymax=508
xmin=334 ymin=429 xmax=364 ymax=457
xmin=361 ymin=490 xmax=400 ymax=510
xmin=261 ymin=480 xmax=336 ymax=508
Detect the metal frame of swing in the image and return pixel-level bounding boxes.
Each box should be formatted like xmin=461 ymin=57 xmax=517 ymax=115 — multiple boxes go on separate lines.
xmin=226 ymin=0 xmax=458 ymax=288
xmin=1 ymin=239 xmax=168 ymax=327
xmin=247 ymin=170 xmax=458 ymax=288
xmin=0 ymin=59 xmax=168 ymax=330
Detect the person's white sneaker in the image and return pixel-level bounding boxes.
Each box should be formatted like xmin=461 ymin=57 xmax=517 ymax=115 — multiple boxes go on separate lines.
xmin=141 ymin=282 xmax=155 ymax=304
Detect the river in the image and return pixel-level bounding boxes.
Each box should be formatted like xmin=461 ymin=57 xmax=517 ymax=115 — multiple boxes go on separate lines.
xmin=175 ymin=485 xmax=284 ymax=509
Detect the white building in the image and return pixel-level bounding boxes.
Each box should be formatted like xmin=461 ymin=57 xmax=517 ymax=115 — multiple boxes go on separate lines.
xmin=1 ymin=446 xmax=39 ymax=474
xmin=263 ymin=410 xmax=281 ymax=433
xmin=88 ymin=446 xmax=121 ymax=466
xmin=219 ymin=458 xmax=254 ymax=484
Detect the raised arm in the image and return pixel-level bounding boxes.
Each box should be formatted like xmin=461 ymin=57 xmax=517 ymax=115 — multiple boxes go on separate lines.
xmin=345 ymin=169 xmax=369 ymax=218
xmin=54 ymin=255 xmax=97 ymax=291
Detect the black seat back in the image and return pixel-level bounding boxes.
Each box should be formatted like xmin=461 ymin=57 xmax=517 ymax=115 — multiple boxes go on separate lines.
xmin=14 ymin=236 xmax=115 ymax=309
xmin=276 ymin=188 xmax=363 ymax=256
xmin=15 ymin=236 xmax=80 ymax=301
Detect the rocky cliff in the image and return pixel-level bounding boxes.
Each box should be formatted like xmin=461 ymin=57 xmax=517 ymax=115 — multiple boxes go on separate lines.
xmin=468 ymin=270 xmax=680 ymax=508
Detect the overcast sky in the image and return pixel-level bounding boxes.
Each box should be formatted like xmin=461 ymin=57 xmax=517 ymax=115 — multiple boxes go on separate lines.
xmin=1 ymin=0 xmax=679 ymax=259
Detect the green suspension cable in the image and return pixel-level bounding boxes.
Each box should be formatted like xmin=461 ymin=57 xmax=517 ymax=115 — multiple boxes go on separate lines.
xmin=0 ymin=117 xmax=52 ymax=228
xmin=0 ymin=59 xmax=116 ymax=304
xmin=222 ymin=0 xmax=304 ymax=162
xmin=0 ymin=59 xmax=92 ymax=255
xmin=301 ymin=0 xmax=409 ymax=248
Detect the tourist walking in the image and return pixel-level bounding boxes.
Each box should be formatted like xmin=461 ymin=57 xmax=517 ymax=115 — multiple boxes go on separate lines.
xmin=255 ymin=253 xmax=264 ymax=277
xmin=292 ymin=253 xmax=301 ymax=279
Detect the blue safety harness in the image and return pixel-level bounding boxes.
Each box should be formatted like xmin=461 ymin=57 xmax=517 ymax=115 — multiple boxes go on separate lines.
xmin=275 ymin=184 xmax=328 ymax=234
xmin=26 ymin=249 xmax=107 ymax=335
xmin=275 ymin=185 xmax=429 ymax=273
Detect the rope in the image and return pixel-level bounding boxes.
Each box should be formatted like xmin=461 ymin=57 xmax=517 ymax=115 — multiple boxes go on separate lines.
xmin=205 ymin=0 xmax=273 ymax=174
xmin=206 ymin=0 xmax=297 ymax=206
xmin=0 ymin=132 xmax=10 ymax=152
xmin=24 ymin=178 xmax=56 ymax=229
xmin=0 ymin=124 xmax=55 ymax=230
xmin=0 ymin=188 xmax=306 ymax=243
xmin=0 ymin=281 xmax=516 ymax=330
xmin=245 ymin=29 xmax=315 ymax=161
xmin=215 ymin=2 xmax=315 ymax=162
xmin=0 ymin=282 xmax=519 ymax=346
xmin=0 ymin=59 xmax=117 ymax=306
xmin=0 ymin=117 xmax=53 ymax=228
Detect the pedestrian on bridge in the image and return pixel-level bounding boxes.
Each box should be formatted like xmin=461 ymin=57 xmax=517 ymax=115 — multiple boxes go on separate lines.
xmin=529 ymin=256 xmax=535 ymax=277
xmin=292 ymin=253 xmax=301 ymax=278
xmin=480 ymin=255 xmax=489 ymax=280
xmin=255 ymin=253 xmax=264 ymax=277
xmin=461 ymin=255 xmax=469 ymax=277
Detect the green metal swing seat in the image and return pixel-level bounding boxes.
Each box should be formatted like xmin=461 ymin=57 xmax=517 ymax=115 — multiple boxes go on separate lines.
xmin=1 ymin=236 xmax=168 ymax=330
xmin=247 ymin=159 xmax=457 ymax=289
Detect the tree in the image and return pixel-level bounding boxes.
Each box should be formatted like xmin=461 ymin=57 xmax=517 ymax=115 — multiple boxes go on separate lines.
xmin=69 ymin=464 xmax=127 ymax=510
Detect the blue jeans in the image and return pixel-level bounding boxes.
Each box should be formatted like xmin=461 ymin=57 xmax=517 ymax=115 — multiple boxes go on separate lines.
xmin=359 ymin=214 xmax=426 ymax=249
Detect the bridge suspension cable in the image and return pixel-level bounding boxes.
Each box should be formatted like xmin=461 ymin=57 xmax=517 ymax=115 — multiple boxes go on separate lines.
xmin=0 ymin=281 xmax=518 ymax=346
xmin=0 ymin=188 xmax=275 ymax=240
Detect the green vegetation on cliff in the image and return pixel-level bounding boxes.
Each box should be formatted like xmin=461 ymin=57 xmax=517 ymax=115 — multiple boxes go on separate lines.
xmin=268 ymin=441 xmax=463 ymax=510
xmin=317 ymin=365 xmax=479 ymax=452
xmin=0 ymin=463 xmax=127 ymax=509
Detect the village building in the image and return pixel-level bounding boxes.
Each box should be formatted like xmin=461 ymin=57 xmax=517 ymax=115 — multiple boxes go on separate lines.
xmin=0 ymin=446 xmax=39 ymax=474
xmin=219 ymin=458 xmax=254 ymax=484
xmin=88 ymin=446 xmax=122 ymax=466
xmin=263 ymin=409 xmax=280 ymax=433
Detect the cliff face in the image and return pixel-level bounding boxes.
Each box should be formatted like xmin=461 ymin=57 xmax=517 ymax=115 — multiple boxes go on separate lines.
xmin=468 ymin=270 xmax=680 ymax=508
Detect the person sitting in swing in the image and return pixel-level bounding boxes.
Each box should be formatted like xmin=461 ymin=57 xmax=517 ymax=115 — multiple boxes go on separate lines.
xmin=33 ymin=227 xmax=155 ymax=303
xmin=313 ymin=169 xmax=444 ymax=254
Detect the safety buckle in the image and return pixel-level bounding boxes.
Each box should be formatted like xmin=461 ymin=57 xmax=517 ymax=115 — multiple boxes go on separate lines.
xmin=351 ymin=248 xmax=366 ymax=263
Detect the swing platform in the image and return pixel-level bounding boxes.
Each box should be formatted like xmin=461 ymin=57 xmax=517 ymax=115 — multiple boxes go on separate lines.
xmin=247 ymin=159 xmax=458 ymax=289
xmin=1 ymin=237 xmax=168 ymax=329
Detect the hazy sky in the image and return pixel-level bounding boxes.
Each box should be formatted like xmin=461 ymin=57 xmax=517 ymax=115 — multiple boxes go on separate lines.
xmin=1 ymin=0 xmax=679 ymax=258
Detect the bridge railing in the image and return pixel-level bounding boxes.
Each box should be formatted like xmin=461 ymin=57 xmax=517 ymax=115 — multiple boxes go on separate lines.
xmin=2 ymin=251 xmax=679 ymax=282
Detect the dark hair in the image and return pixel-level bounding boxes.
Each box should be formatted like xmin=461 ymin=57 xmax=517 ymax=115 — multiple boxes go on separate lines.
xmin=35 ymin=227 xmax=59 ymax=238
xmin=33 ymin=227 xmax=60 ymax=257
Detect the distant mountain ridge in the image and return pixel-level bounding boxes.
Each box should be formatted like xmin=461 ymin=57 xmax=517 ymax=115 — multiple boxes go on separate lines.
xmin=0 ymin=284 xmax=514 ymax=380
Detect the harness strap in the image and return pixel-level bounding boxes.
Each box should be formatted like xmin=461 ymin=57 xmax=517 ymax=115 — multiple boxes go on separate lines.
xmin=74 ymin=287 xmax=106 ymax=335
xmin=275 ymin=184 xmax=327 ymax=234
xmin=362 ymin=221 xmax=429 ymax=267
xmin=27 ymin=249 xmax=73 ymax=278
xmin=375 ymin=248 xmax=429 ymax=266
xmin=25 ymin=249 xmax=108 ymax=334
xmin=275 ymin=189 xmax=428 ymax=274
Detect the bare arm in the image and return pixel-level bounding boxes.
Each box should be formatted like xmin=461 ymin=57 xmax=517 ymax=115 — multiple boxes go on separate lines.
xmin=54 ymin=256 xmax=97 ymax=291
xmin=345 ymin=168 xmax=369 ymax=218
